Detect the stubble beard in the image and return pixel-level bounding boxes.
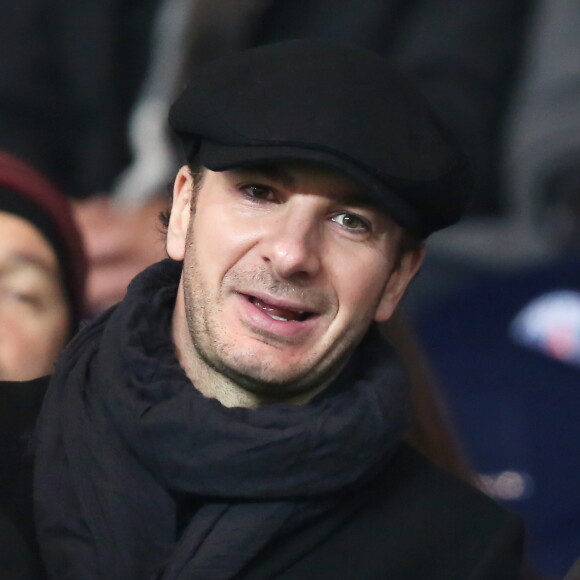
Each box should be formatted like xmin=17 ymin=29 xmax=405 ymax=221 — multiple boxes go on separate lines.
xmin=180 ymin=245 xmax=374 ymax=401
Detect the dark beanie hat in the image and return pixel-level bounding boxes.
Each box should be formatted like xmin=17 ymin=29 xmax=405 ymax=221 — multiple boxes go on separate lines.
xmin=169 ymin=38 xmax=470 ymax=237
xmin=0 ymin=152 xmax=87 ymax=333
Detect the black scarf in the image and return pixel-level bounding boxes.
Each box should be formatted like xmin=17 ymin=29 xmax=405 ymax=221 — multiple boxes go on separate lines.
xmin=34 ymin=260 xmax=409 ymax=580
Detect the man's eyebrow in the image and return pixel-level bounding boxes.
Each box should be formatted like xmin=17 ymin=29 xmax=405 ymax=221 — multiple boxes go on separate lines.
xmin=228 ymin=165 xmax=380 ymax=211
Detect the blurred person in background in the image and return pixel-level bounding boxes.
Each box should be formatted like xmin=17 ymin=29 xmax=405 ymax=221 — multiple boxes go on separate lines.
xmin=504 ymin=0 xmax=580 ymax=257
xmin=0 ymin=0 xmax=532 ymax=313
xmin=0 ymin=150 xmax=86 ymax=579
xmin=0 ymin=151 xmax=86 ymax=381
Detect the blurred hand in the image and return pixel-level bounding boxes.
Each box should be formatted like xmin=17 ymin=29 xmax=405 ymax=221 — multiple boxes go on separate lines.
xmin=73 ymin=194 xmax=168 ymax=314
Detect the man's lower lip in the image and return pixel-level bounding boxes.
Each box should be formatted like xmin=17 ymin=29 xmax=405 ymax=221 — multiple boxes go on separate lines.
xmin=237 ymin=294 xmax=319 ymax=337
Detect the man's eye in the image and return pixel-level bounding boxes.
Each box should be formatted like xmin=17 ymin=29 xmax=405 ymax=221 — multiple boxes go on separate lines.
xmin=241 ymin=185 xmax=275 ymax=202
xmin=332 ymin=212 xmax=369 ymax=231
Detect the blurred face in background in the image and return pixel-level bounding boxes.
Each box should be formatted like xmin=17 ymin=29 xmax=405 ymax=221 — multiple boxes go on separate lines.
xmin=0 ymin=211 xmax=70 ymax=380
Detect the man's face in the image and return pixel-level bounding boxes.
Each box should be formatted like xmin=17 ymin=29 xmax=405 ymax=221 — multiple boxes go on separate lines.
xmin=167 ymin=162 xmax=423 ymax=401
xmin=0 ymin=211 xmax=70 ymax=381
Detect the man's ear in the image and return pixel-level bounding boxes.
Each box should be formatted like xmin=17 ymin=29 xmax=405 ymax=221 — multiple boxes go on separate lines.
xmin=374 ymin=245 xmax=425 ymax=323
xmin=166 ymin=165 xmax=195 ymax=261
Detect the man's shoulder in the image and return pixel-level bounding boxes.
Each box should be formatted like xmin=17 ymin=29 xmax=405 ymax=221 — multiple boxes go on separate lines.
xmin=374 ymin=442 xmax=516 ymax=527
xmin=322 ymin=443 xmax=523 ymax=578
xmin=245 ymin=443 xmax=522 ymax=580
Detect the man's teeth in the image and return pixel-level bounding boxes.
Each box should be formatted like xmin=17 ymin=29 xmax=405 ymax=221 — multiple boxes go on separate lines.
xmin=270 ymin=314 xmax=289 ymax=322
xmin=249 ymin=296 xmax=309 ymax=322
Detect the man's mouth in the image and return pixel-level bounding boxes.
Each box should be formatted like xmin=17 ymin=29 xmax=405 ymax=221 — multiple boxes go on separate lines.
xmin=247 ymin=295 xmax=314 ymax=322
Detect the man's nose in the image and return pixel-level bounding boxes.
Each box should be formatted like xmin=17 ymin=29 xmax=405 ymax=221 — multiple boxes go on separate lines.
xmin=261 ymin=209 xmax=322 ymax=279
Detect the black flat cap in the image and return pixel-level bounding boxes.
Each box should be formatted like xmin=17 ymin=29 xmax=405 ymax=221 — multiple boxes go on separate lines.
xmin=169 ymin=38 xmax=469 ymax=237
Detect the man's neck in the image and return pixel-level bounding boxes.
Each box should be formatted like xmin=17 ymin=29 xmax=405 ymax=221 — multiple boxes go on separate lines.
xmin=174 ymin=341 xmax=326 ymax=409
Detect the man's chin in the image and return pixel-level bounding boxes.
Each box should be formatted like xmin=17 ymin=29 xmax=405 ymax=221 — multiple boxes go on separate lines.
xmin=192 ymin=329 xmax=343 ymax=402
xmin=224 ymin=347 xmax=349 ymax=401
xmin=223 ymin=361 xmax=310 ymax=392
xmin=207 ymin=352 xmax=323 ymax=399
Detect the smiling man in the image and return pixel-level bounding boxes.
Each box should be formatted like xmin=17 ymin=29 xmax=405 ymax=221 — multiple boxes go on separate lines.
xmin=168 ymin=162 xmax=423 ymax=408
xmin=8 ymin=39 xmax=523 ymax=579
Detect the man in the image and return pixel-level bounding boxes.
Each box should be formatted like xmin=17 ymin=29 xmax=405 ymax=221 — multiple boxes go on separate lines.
xmin=9 ymin=40 xmax=521 ymax=578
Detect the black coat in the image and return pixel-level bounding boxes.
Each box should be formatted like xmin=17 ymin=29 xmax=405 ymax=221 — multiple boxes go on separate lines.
xmin=238 ymin=445 xmax=523 ymax=580
xmin=1 ymin=377 xmax=522 ymax=579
